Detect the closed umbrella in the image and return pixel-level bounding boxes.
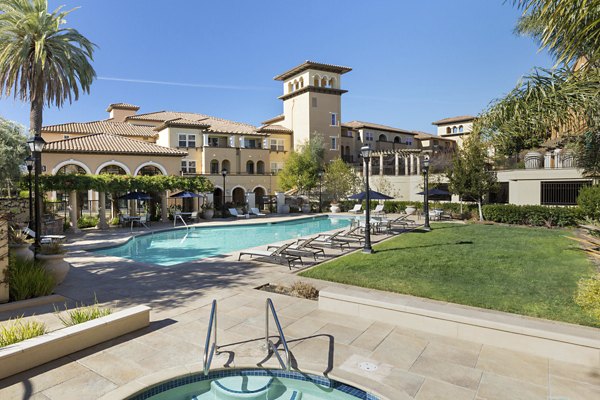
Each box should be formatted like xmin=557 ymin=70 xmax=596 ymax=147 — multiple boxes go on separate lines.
xmin=348 ymin=190 xmax=393 ymax=201
xmin=416 ymin=188 xmax=450 ymax=196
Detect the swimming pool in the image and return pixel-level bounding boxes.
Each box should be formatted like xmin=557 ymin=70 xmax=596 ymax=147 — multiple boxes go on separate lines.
xmin=94 ymin=216 xmax=352 ymax=266
xmin=126 ymin=369 xmax=380 ymax=400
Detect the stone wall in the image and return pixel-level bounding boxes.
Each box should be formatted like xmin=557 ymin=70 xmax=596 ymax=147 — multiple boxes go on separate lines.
xmin=0 ymin=217 xmax=8 ymax=303
xmin=0 ymin=197 xmax=29 ymax=225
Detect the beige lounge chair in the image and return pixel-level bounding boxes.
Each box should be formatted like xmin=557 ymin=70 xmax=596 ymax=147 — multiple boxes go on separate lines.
xmin=267 ymin=237 xmax=325 ymax=260
xmin=250 ymin=207 xmax=266 ymax=217
xmin=228 ymin=208 xmax=247 ymax=218
xmin=372 ymin=204 xmax=385 ymax=215
xmin=349 ymin=204 xmax=362 ymax=214
xmin=311 ymin=230 xmax=351 ymax=250
xmin=238 ymin=242 xmax=302 ymax=269
xmin=389 ymin=214 xmax=417 ymax=228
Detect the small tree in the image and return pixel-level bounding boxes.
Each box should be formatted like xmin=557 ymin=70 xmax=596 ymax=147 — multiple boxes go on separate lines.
xmin=447 ymin=134 xmax=497 ymax=220
xmin=278 ymin=136 xmax=324 ymax=194
xmin=323 ymin=158 xmax=360 ymax=203
xmin=0 ymin=118 xmax=27 ymax=196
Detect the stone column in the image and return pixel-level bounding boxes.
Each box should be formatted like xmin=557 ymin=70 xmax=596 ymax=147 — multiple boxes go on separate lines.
xmin=394 ymin=153 xmax=399 ymax=176
xmin=246 ymin=192 xmax=256 ymax=210
xmin=69 ymin=190 xmax=80 ymax=233
xmin=416 ymin=156 xmax=421 ymax=175
xmin=410 ymin=155 xmax=415 ymax=175
xmin=97 ymin=191 xmax=109 ymax=230
xmin=404 ymin=157 xmax=409 ymax=176
xmin=379 ymin=154 xmax=384 ymax=176
xmin=362 ymin=158 xmax=367 ymax=178
xmin=161 ymin=191 xmax=169 ymax=223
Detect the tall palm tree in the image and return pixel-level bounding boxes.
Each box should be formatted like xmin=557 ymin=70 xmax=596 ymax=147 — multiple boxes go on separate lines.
xmin=0 ymin=0 xmax=96 ymax=138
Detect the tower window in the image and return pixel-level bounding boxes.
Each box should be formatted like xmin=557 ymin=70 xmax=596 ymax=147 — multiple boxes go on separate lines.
xmin=312 ymin=97 xmax=317 ymax=108
xmin=330 ymin=113 xmax=338 ymax=126
xmin=459 ymin=125 xmax=464 ymax=133
xmin=330 ymin=137 xmax=338 ymax=150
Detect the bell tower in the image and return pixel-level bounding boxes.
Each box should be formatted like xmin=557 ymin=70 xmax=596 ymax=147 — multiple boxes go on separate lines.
xmin=274 ymin=61 xmax=352 ymax=162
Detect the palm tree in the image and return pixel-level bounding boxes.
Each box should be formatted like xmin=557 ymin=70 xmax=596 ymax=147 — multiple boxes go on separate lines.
xmin=0 ymin=0 xmax=96 ymax=138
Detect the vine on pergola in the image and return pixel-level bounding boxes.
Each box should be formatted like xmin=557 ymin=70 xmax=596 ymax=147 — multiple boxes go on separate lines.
xmin=36 ymin=174 xmax=214 ymax=194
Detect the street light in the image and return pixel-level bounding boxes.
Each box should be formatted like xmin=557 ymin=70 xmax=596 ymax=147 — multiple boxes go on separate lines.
xmin=27 ymin=135 xmax=46 ymax=252
xmin=422 ymin=154 xmax=431 ymax=231
xmin=318 ymin=170 xmax=323 ymax=213
xmin=25 ymin=156 xmax=34 ymax=229
xmin=360 ymin=144 xmax=373 ymax=254
xmin=221 ymin=168 xmax=228 ymax=218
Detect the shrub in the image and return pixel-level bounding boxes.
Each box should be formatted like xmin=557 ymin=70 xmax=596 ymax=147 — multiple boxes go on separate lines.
xmin=0 ymin=317 xmax=47 ymax=348
xmin=482 ymin=204 xmax=580 ymax=227
xmin=39 ymin=242 xmax=65 ymax=255
xmin=577 ymin=185 xmax=600 ymax=223
xmin=109 ymin=217 xmax=120 ymax=225
xmin=55 ymin=298 xmax=112 ymax=327
xmin=77 ymin=215 xmax=99 ymax=229
xmin=575 ymin=273 xmax=600 ymax=321
xmin=289 ymin=281 xmax=319 ymax=300
xmin=7 ymin=256 xmax=55 ymax=301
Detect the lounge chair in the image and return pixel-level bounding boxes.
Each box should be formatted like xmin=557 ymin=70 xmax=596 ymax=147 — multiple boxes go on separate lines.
xmin=349 ymin=204 xmax=362 ymax=214
xmin=238 ymin=242 xmax=302 ymax=269
xmin=250 ymin=207 xmax=266 ymax=217
xmin=267 ymin=237 xmax=325 ymax=260
xmin=311 ymin=230 xmax=351 ymax=250
xmin=388 ymin=214 xmax=417 ymax=228
xmin=372 ymin=204 xmax=385 ymax=215
xmin=228 ymin=208 xmax=247 ymax=218
xmin=133 ymin=214 xmax=150 ymax=229
xmin=22 ymin=227 xmax=66 ymax=244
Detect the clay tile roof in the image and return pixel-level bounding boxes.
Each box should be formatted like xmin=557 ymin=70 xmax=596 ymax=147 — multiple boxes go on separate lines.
xmin=128 ymin=111 xmax=260 ymax=135
xmin=41 ymin=120 xmax=157 ymax=138
xmin=43 ymin=133 xmax=187 ymax=156
xmin=343 ymin=121 xmax=417 ymax=135
xmin=257 ymin=124 xmax=293 ymax=134
xmin=431 ymin=115 xmax=475 ymax=125
xmin=274 ymin=61 xmax=352 ymax=81
xmin=106 ymin=103 xmax=140 ymax=112
xmin=261 ymin=114 xmax=284 ymax=125
xmin=412 ymin=131 xmax=454 ymax=141
xmin=154 ymin=118 xmax=211 ymax=131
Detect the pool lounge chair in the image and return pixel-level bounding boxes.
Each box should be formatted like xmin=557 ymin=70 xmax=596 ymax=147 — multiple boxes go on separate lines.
xmin=250 ymin=207 xmax=266 ymax=217
xmin=310 ymin=230 xmax=352 ymax=250
xmin=388 ymin=214 xmax=417 ymax=228
xmin=349 ymin=204 xmax=362 ymax=214
xmin=238 ymin=242 xmax=302 ymax=269
xmin=22 ymin=227 xmax=66 ymax=244
xmin=229 ymin=208 xmax=247 ymax=218
xmin=372 ymin=204 xmax=385 ymax=215
xmin=267 ymin=237 xmax=325 ymax=260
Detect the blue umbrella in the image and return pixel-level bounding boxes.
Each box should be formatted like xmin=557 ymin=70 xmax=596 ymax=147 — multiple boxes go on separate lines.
xmin=169 ymin=191 xmax=203 ymax=198
xmin=417 ymin=188 xmax=450 ymax=196
xmin=119 ymin=191 xmax=152 ymax=200
xmin=348 ymin=190 xmax=393 ymax=201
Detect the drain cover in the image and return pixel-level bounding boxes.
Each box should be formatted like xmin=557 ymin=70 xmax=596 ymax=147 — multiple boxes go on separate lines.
xmin=358 ymin=361 xmax=378 ymax=372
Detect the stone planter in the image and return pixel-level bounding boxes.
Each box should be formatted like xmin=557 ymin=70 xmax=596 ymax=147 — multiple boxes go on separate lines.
xmin=277 ymin=204 xmax=290 ymax=214
xmin=524 ymin=151 xmax=543 ymax=169
xmin=202 ymin=209 xmax=214 ymax=220
xmin=36 ymin=253 xmax=70 ymax=285
xmin=8 ymin=243 xmax=34 ymax=261
xmin=301 ymin=204 xmax=311 ymax=213
xmin=330 ymin=204 xmax=341 ymax=213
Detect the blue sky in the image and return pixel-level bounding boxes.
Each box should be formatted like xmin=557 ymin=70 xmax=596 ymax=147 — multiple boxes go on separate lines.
xmin=0 ymin=0 xmax=552 ymax=134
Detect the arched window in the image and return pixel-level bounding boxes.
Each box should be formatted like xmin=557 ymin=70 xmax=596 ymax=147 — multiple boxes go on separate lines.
xmin=313 ymin=76 xmax=320 ymax=87
xmin=138 ymin=165 xmax=162 ymax=176
xmin=288 ymin=82 xmax=293 ymax=93
xmin=256 ymin=160 xmax=265 ymax=174
xmin=232 ymin=187 xmax=245 ymax=205
xmin=99 ymin=165 xmax=126 ymax=175
xmin=246 ymin=160 xmax=255 ymax=174
xmin=378 ymin=134 xmax=387 ymax=142
xmin=459 ymin=125 xmax=464 ymax=133
xmin=222 ymin=159 xmax=231 ymax=172
xmin=321 ymin=77 xmax=327 ymax=87
xmin=394 ymin=136 xmax=401 ymax=143
xmin=299 ymin=77 xmax=304 ymax=88
xmin=446 ymin=127 xmax=451 ymax=134
xmin=57 ymin=164 xmax=86 ymax=175
xmin=452 ymin=126 xmax=458 ymax=133
xmin=329 ymin=77 xmax=336 ymax=88
xmin=210 ymin=159 xmax=219 ymax=174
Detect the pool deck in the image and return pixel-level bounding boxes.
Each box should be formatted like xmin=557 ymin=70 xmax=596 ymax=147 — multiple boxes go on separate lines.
xmin=1 ymin=214 xmax=599 ymax=399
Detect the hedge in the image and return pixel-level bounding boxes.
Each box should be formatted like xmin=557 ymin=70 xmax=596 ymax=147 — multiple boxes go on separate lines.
xmin=482 ymin=204 xmax=581 ymax=227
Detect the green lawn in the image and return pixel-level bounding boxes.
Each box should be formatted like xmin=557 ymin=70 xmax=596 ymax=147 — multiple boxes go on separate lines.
xmin=300 ymin=223 xmax=599 ymax=327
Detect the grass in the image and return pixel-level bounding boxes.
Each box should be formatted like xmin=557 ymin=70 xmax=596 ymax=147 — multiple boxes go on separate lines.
xmin=0 ymin=317 xmax=47 ymax=348
xmin=300 ymin=223 xmax=599 ymax=327
xmin=55 ymin=297 xmax=112 ymax=327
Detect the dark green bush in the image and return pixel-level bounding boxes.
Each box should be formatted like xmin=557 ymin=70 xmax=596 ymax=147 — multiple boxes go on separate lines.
xmin=8 ymin=256 xmax=55 ymax=301
xmin=77 ymin=215 xmax=99 ymax=229
xmin=482 ymin=204 xmax=581 ymax=227
xmin=577 ymin=185 xmax=600 ymax=223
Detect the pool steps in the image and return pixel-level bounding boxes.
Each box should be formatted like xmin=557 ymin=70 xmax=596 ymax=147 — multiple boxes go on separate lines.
xmin=207 ymin=375 xmax=302 ymax=399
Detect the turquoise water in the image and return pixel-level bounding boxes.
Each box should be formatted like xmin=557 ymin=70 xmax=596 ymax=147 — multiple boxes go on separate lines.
xmin=94 ymin=216 xmax=352 ymax=266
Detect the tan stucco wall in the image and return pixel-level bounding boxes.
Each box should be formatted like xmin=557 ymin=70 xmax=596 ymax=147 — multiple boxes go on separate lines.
xmin=436 ymin=121 xmax=473 ymax=137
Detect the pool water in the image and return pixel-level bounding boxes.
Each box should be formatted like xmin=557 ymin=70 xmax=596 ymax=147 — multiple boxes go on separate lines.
xmin=94 ymin=216 xmax=352 ymax=266
xmin=128 ymin=369 xmax=379 ymax=400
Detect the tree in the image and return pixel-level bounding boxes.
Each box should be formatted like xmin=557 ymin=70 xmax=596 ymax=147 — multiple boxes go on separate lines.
xmin=0 ymin=117 xmax=27 ymax=195
xmin=0 ymin=0 xmax=96 ymax=139
xmin=323 ymin=158 xmax=360 ymax=203
xmin=278 ymin=137 xmax=324 ymax=194
xmin=446 ymin=134 xmax=497 ymax=220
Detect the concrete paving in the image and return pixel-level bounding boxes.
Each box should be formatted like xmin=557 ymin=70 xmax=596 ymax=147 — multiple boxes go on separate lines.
xmin=1 ymin=214 xmax=599 ymax=399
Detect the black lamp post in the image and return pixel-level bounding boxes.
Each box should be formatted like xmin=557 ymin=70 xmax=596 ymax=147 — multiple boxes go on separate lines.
xmin=27 ymin=135 xmax=46 ymax=252
xmin=221 ymin=168 xmax=228 ymax=218
xmin=360 ymin=145 xmax=373 ymax=254
xmin=422 ymin=154 xmax=431 ymax=231
xmin=25 ymin=156 xmax=34 ymax=230
xmin=318 ymin=170 xmax=323 ymax=213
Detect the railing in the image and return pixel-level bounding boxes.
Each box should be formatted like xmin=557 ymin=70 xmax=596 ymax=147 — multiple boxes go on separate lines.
xmin=203 ymin=300 xmax=218 ymax=375
xmin=265 ymin=298 xmax=291 ymax=371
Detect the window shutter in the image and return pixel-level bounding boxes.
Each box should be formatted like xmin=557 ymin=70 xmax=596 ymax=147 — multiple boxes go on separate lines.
xmin=203 ymin=134 xmax=209 ymax=147
xmin=229 ymin=136 xmax=235 ymax=148
xmin=239 ymin=136 xmax=245 ymax=148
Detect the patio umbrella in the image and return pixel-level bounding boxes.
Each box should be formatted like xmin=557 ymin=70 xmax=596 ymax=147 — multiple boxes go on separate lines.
xmin=348 ymin=190 xmax=393 ymax=201
xmin=169 ymin=191 xmax=203 ymax=198
xmin=118 ymin=191 xmax=152 ymax=200
xmin=416 ymin=188 xmax=450 ymax=196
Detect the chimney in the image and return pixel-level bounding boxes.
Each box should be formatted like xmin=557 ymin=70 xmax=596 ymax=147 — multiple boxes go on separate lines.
xmin=106 ymin=103 xmax=140 ymax=122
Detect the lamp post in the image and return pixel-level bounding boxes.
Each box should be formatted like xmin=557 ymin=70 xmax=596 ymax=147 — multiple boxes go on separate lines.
xmin=25 ymin=156 xmax=34 ymax=229
xmin=318 ymin=170 xmax=323 ymax=213
xmin=360 ymin=145 xmax=373 ymax=254
xmin=27 ymin=135 xmax=46 ymax=253
xmin=221 ymin=168 xmax=228 ymax=218
xmin=422 ymin=154 xmax=431 ymax=231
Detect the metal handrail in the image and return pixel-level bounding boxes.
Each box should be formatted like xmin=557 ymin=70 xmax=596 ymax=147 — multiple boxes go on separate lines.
xmin=202 ymin=299 xmax=218 ymax=375
xmin=265 ymin=298 xmax=291 ymax=371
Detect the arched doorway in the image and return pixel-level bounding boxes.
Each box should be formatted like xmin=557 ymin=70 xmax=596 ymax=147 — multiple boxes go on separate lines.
xmin=213 ymin=187 xmax=223 ymax=211
xmin=135 ymin=165 xmax=163 ymax=219
xmin=246 ymin=161 xmax=254 ymax=174
xmin=56 ymin=164 xmax=88 ymax=219
xmin=256 ymin=161 xmax=265 ymax=174
xmin=254 ymin=187 xmax=266 ymax=210
xmin=98 ymin=164 xmax=128 ymax=220
xmin=232 ymin=187 xmax=245 ymax=206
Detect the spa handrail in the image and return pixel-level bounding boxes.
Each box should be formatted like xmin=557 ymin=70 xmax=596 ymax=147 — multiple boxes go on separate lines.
xmin=203 ymin=299 xmax=218 ymax=375
xmin=265 ymin=298 xmax=291 ymax=371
